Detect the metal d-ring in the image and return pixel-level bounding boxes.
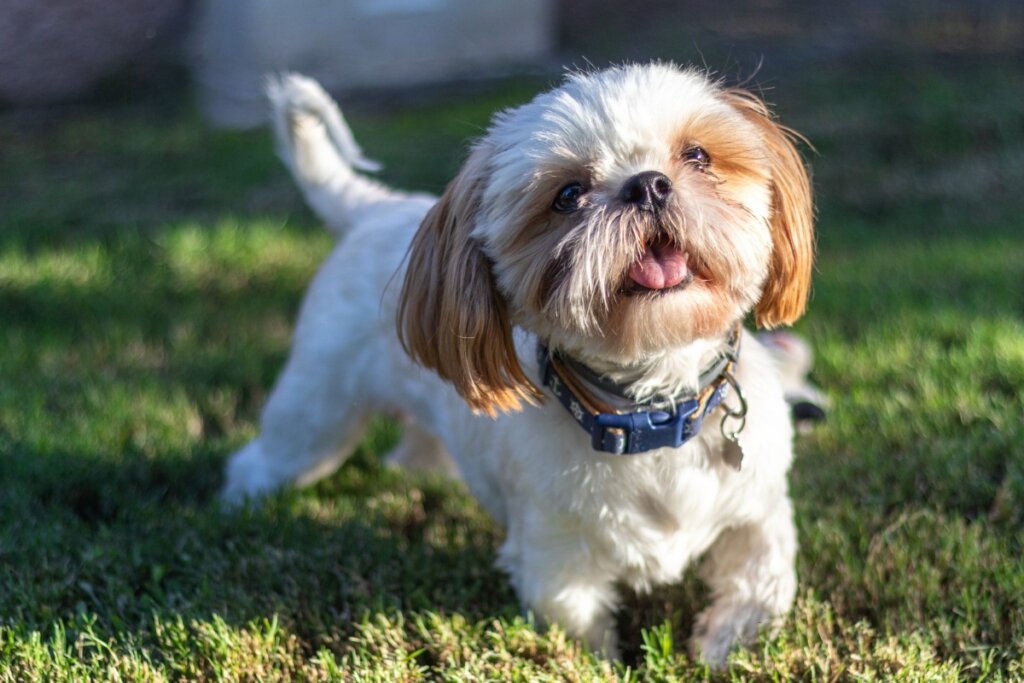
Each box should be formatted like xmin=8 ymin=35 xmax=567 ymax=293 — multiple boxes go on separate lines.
xmin=719 ymin=369 xmax=748 ymax=442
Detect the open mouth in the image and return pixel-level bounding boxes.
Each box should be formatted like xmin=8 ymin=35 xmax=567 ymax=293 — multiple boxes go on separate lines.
xmin=622 ymin=235 xmax=695 ymax=296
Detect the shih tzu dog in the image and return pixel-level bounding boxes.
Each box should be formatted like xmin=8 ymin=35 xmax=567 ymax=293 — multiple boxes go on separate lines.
xmin=221 ymin=63 xmax=814 ymax=666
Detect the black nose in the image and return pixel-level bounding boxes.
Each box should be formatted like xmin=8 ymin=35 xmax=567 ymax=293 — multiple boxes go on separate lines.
xmin=620 ymin=171 xmax=672 ymax=210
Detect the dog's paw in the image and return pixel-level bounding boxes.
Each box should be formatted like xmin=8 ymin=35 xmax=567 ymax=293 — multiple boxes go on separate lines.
xmin=219 ymin=440 xmax=279 ymax=508
xmin=688 ymin=602 xmax=771 ymax=669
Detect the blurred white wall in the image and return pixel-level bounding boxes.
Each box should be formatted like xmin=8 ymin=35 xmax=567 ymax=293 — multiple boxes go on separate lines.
xmin=191 ymin=0 xmax=555 ymax=128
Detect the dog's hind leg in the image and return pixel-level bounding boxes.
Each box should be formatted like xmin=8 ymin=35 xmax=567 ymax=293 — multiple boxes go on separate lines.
xmin=221 ymin=346 xmax=375 ymax=505
xmin=384 ymin=418 xmax=459 ymax=478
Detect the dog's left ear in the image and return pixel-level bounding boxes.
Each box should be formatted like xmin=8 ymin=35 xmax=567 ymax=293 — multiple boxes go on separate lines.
xmin=726 ymin=89 xmax=815 ymax=328
xmin=397 ymin=146 xmax=544 ymax=417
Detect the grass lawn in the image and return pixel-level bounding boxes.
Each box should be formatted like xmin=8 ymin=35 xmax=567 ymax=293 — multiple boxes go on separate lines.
xmin=1 ymin=53 xmax=1023 ymax=680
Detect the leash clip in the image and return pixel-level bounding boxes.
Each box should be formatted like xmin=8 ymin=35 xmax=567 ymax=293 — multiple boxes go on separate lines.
xmin=719 ymin=369 xmax=748 ymax=443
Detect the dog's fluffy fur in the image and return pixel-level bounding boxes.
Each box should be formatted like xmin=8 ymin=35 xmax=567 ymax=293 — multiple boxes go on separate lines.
xmin=222 ymin=64 xmax=814 ymax=666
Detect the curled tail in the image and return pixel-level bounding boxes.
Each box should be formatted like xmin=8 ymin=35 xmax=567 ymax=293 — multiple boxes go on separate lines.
xmin=267 ymin=74 xmax=393 ymax=237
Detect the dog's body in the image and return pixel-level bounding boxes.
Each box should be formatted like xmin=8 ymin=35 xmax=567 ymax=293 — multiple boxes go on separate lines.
xmin=223 ymin=65 xmax=812 ymax=665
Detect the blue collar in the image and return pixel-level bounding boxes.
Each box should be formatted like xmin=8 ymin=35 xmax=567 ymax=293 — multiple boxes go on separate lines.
xmin=536 ymin=328 xmax=744 ymax=456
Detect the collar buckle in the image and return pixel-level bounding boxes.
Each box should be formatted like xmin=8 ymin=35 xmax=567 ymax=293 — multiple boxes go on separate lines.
xmin=592 ymin=399 xmax=700 ymax=454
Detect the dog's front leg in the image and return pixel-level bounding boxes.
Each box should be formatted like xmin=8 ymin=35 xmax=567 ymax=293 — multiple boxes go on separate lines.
xmin=689 ymin=496 xmax=798 ymax=668
xmin=501 ymin=512 xmax=621 ymax=657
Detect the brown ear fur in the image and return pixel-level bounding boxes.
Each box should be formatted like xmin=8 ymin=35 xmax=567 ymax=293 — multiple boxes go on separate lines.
xmin=726 ymin=89 xmax=815 ymax=328
xmin=397 ymin=147 xmax=543 ymax=417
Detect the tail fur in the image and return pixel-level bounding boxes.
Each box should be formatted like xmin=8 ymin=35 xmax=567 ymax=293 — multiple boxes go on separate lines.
xmin=267 ymin=73 xmax=393 ymax=237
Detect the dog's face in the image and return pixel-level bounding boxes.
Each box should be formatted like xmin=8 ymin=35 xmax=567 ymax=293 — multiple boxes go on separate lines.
xmin=399 ymin=64 xmax=814 ymax=416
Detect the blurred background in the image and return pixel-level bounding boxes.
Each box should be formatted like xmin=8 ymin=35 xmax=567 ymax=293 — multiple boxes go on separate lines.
xmin=4 ymin=0 xmax=1023 ymax=234
xmin=2 ymin=0 xmax=1022 ymax=117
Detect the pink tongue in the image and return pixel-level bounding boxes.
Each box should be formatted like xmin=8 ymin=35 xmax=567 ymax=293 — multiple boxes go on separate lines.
xmin=628 ymin=242 xmax=689 ymax=290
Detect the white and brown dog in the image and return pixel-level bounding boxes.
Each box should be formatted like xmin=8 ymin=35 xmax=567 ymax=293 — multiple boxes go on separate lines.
xmin=222 ymin=63 xmax=814 ymax=666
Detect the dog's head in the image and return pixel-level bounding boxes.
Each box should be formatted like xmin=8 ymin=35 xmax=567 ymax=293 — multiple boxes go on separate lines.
xmin=399 ymin=63 xmax=814 ymax=416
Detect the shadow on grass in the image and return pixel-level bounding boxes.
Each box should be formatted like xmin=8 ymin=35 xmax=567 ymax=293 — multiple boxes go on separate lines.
xmin=1 ymin=428 xmax=728 ymax=670
xmin=0 ymin=433 xmax=524 ymax=654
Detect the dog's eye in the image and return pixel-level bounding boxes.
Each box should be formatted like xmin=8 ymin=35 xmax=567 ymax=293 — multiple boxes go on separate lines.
xmin=681 ymin=146 xmax=711 ymax=171
xmin=552 ymin=182 xmax=586 ymax=213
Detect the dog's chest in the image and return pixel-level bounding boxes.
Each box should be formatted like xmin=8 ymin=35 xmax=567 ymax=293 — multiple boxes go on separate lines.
xmin=597 ymin=452 xmax=732 ymax=579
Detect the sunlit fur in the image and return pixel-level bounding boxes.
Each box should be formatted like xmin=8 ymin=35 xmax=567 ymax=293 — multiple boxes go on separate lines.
xmin=399 ymin=149 xmax=544 ymax=417
xmin=223 ymin=65 xmax=815 ymax=668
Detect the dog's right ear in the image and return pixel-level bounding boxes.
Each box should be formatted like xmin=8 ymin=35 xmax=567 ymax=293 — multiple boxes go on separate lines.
xmin=397 ymin=146 xmax=543 ymax=417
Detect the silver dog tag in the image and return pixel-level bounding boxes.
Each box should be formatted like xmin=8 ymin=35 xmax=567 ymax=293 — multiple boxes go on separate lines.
xmin=718 ymin=370 xmax=748 ymax=471
xmin=721 ymin=434 xmax=745 ymax=471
